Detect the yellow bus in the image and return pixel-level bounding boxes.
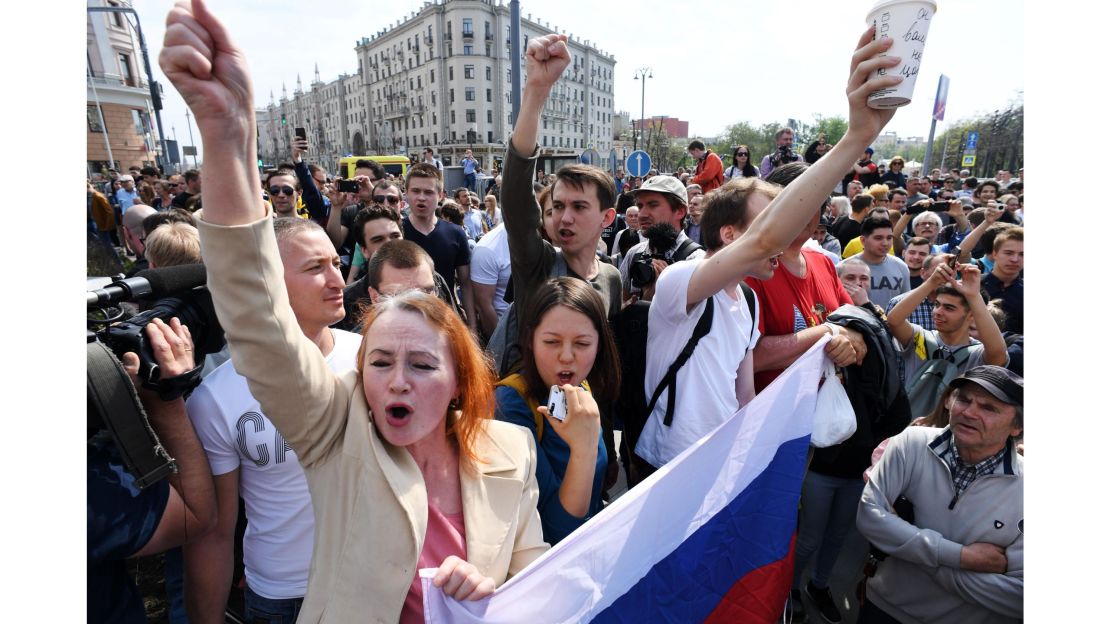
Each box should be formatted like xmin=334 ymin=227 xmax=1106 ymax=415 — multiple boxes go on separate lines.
xmin=336 ymin=155 xmax=410 ymax=179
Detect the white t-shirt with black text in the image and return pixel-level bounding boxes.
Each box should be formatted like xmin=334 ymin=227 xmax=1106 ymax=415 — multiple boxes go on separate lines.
xmin=185 ymin=328 xmax=362 ymax=599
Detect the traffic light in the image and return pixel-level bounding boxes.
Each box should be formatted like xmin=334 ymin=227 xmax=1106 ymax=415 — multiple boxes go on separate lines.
xmin=281 ymin=113 xmax=287 ymax=126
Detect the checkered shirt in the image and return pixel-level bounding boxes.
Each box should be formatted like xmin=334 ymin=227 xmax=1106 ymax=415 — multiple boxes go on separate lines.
xmin=939 ymin=434 xmax=1006 ymax=499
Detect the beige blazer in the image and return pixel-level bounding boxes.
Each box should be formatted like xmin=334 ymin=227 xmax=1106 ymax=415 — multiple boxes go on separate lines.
xmin=198 ymin=217 xmax=549 ymax=623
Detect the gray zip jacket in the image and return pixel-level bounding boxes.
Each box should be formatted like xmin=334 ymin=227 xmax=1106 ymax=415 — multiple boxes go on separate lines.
xmin=857 ymin=426 xmax=1023 ymax=623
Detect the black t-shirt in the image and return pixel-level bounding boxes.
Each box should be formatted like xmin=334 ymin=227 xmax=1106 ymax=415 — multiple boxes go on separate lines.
xmin=601 ymin=213 xmax=625 ymax=255
xmin=170 ymin=191 xmax=194 ymax=209
xmin=402 ymin=217 xmax=471 ymax=291
xmin=339 ymin=203 xmax=363 ymax=262
xmin=832 ymin=216 xmax=862 ymax=250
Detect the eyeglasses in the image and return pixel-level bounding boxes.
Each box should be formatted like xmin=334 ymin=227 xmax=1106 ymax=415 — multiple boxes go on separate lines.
xmin=268 ymin=185 xmax=296 ymax=196
xmin=373 ymin=195 xmax=401 ymax=204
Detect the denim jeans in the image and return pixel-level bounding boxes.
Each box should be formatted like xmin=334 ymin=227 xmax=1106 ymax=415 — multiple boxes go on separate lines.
xmin=244 ymin=585 xmax=304 ymax=624
xmin=792 ymin=470 xmax=865 ymax=589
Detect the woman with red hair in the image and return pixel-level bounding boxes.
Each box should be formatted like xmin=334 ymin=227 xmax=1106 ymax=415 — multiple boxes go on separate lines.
xmin=160 ymin=2 xmax=547 ymax=621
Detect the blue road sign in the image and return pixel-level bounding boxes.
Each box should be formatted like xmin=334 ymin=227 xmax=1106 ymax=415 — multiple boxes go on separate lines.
xmin=966 ymin=131 xmax=979 ymax=150
xmin=580 ymin=148 xmax=600 ymax=165
xmin=626 ymin=150 xmax=652 ymax=177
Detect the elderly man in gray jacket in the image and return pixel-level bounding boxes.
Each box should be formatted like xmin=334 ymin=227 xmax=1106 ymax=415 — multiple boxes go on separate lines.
xmin=857 ymin=365 xmax=1023 ymax=624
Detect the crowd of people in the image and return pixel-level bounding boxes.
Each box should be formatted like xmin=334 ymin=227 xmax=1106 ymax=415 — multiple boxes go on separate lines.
xmin=87 ymin=2 xmax=1024 ymax=623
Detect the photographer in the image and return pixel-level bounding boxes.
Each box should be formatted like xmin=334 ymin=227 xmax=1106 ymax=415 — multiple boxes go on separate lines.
xmin=759 ymin=127 xmax=801 ymax=178
xmin=618 ymin=176 xmax=705 ymax=302
xmin=88 ymin=318 xmax=217 ymax=623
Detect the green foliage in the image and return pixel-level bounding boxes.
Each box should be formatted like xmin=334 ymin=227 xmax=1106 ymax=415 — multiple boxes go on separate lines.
xmin=929 ymin=103 xmax=1023 ymax=177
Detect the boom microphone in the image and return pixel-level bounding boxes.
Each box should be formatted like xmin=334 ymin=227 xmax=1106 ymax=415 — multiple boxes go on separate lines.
xmin=87 ymin=264 xmax=208 ymax=307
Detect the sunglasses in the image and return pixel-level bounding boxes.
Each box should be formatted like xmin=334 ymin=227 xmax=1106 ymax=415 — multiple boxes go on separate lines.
xmin=373 ymin=195 xmax=401 ymax=204
xmin=736 ymin=152 xmax=749 ymax=157
xmin=268 ymin=185 xmax=296 ymax=196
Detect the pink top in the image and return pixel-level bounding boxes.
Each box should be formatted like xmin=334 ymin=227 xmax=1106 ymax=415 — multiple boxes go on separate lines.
xmin=400 ymin=503 xmax=467 ymax=624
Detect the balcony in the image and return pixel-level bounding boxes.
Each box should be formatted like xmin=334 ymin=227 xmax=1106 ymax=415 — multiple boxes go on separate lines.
xmin=462 ymin=30 xmax=474 ymax=40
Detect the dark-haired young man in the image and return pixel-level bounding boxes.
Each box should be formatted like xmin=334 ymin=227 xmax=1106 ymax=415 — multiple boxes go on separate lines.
xmin=171 ymin=169 xmax=202 ymax=209
xmin=618 ymin=176 xmax=705 ymax=302
xmin=400 ymin=163 xmax=476 ymax=332
xmin=265 ymin=168 xmax=301 ymax=218
xmin=849 ymin=216 xmax=910 ymax=309
xmin=886 ymin=260 xmax=1008 ymax=392
xmin=338 ymin=206 xmax=459 ymax=332
xmin=503 ymin=33 xmax=623 ymax=339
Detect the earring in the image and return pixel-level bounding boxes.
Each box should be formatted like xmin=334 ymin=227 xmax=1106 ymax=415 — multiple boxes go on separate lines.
xmin=448 ymin=397 xmax=461 ymax=410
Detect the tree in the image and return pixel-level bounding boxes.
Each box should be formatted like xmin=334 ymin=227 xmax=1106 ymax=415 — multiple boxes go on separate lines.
xmin=929 ymin=98 xmax=1023 ymax=177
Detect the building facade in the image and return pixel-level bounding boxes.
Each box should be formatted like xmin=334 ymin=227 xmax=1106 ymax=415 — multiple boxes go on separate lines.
xmin=86 ymin=0 xmax=164 ymax=175
xmin=632 ymin=116 xmax=689 ymax=140
xmin=257 ymin=0 xmax=617 ymax=174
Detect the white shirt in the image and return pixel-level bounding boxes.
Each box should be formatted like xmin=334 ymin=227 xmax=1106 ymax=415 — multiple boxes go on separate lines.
xmin=635 ymin=260 xmax=761 ymax=468
xmin=185 ymin=328 xmax=362 ymax=599
xmin=470 ymin=223 xmax=512 ymax=319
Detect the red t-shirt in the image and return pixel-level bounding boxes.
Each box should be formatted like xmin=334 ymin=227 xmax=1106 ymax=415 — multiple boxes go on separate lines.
xmin=745 ymin=249 xmax=852 ymax=392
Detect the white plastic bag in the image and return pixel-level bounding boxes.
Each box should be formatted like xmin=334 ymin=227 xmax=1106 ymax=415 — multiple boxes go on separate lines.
xmin=811 ymin=361 xmax=857 ymax=448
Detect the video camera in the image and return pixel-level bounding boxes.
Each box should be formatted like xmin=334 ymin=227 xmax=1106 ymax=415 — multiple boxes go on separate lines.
xmin=87 ymin=264 xmax=224 ymax=488
xmin=770 ymin=144 xmax=799 ymax=167
xmin=629 ymin=223 xmax=681 ymax=289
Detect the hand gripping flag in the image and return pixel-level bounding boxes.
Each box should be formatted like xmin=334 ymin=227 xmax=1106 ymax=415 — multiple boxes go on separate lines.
xmin=423 ymin=338 xmax=829 ymax=623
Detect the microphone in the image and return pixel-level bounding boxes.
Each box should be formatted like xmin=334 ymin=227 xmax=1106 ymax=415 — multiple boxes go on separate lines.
xmin=87 ymin=264 xmax=207 ymax=307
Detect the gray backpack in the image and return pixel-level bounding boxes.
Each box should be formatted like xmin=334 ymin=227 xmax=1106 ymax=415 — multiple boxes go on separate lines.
xmin=486 ymin=251 xmax=568 ymax=377
xmin=905 ymin=335 xmax=972 ymax=418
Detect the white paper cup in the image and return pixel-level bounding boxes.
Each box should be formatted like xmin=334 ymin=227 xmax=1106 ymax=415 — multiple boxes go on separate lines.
xmin=866 ymin=0 xmax=938 ymax=109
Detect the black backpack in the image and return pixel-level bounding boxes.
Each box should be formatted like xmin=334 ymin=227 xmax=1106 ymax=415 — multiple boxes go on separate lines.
xmin=617 ymin=279 xmax=756 ymax=485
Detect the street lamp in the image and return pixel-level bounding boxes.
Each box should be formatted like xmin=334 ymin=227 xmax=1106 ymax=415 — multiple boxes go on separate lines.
xmin=633 ymin=67 xmax=652 ymax=152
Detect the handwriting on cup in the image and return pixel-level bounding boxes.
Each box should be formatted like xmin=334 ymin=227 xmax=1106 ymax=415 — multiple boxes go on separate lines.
xmin=875 ymin=7 xmax=931 ymax=79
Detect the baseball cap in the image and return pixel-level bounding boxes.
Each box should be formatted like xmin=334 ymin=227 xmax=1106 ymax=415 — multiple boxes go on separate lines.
xmin=818 ymin=216 xmax=835 ymax=228
xmin=118 ymin=174 xmax=134 ymax=182
xmin=950 ymin=365 xmax=1023 ymax=406
xmin=633 ymin=175 xmax=688 ymax=206
xmin=865 ymin=147 xmax=875 ymax=155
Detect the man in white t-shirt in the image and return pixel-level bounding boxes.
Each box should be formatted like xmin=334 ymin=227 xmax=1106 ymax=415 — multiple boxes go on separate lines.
xmin=470 ymin=222 xmax=512 ymax=338
xmin=183 ymin=218 xmax=361 ymax=623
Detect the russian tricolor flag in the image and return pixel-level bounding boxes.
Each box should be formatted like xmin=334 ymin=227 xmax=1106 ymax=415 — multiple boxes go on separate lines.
xmin=423 ymin=339 xmax=827 ymax=623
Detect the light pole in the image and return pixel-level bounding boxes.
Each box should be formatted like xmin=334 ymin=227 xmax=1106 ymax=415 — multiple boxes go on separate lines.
xmin=633 ymin=67 xmax=652 ymax=152
xmin=185 ymin=109 xmax=199 ymax=168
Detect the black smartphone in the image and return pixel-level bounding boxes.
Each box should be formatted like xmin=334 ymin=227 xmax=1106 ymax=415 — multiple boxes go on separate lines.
xmin=946 ymin=252 xmax=960 ymax=271
xmin=295 ymin=127 xmax=307 ymax=142
xmin=338 ymin=179 xmax=360 ymax=193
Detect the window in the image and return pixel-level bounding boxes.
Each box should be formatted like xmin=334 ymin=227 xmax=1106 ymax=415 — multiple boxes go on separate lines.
xmin=466 ymin=109 xmax=476 ymax=123
xmin=430 ymin=69 xmax=435 ymax=83
xmin=131 ymin=109 xmax=145 ymax=134
xmin=433 ymin=113 xmax=437 ymax=125
xmin=486 ymin=66 xmax=492 ymax=81
xmin=417 ymin=76 xmax=422 ymax=88
xmin=465 ymin=88 xmax=475 ymax=101
xmin=451 ymin=111 xmax=456 ymax=124
xmin=462 ymin=19 xmax=473 ymax=35
xmin=87 ymin=106 xmax=104 ymax=132
xmin=463 ymin=45 xmax=473 ymax=55
xmin=448 ymin=44 xmax=453 ymax=56
xmin=486 ymin=43 xmax=492 ymax=56
xmin=487 ymin=110 xmax=493 ymax=123
xmin=464 ymin=65 xmax=474 ymax=79
xmin=488 ymin=131 xmax=493 ymax=143
xmin=449 ymin=66 xmax=454 ymax=80
xmin=486 ymin=88 xmax=492 ymax=102
xmin=431 ymin=92 xmax=436 ymax=105
xmin=450 ymin=89 xmax=455 ymax=103
xmin=118 ymin=52 xmax=135 ymax=86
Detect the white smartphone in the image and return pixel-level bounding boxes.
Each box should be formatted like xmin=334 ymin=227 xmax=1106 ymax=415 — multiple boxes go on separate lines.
xmin=546 ymin=385 xmax=568 ymax=421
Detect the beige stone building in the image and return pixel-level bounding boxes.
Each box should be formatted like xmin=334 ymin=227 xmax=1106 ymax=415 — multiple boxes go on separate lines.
xmin=257 ymin=0 xmax=617 ymax=175
xmin=86 ymin=0 xmax=163 ymax=175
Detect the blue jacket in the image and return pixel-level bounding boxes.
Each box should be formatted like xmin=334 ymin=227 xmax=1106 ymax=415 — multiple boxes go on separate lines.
xmin=495 ymin=385 xmax=607 ymax=544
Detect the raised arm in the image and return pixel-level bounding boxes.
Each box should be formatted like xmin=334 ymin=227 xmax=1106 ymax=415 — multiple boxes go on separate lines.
xmin=162 ymin=0 xmax=350 ymax=465
xmin=953 ymin=264 xmax=1008 ymax=366
xmin=159 ymin=0 xmax=262 ymax=226
xmin=684 ymin=29 xmax=903 ymax=308
xmin=887 ymin=262 xmax=950 ymax=347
